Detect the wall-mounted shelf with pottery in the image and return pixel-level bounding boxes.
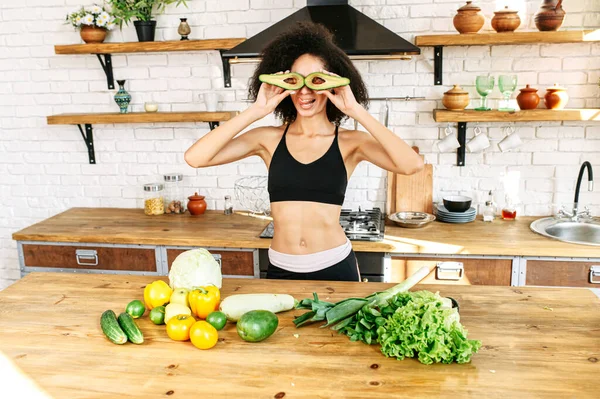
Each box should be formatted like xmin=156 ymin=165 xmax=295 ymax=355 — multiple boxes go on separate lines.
xmin=414 ymin=30 xmax=599 ymax=85
xmin=433 ymin=108 xmax=600 ymax=167
xmin=46 ymin=111 xmax=238 ymax=164
xmin=54 ymin=38 xmax=246 ymax=89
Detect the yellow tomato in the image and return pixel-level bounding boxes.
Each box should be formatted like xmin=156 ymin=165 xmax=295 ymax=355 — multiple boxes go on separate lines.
xmin=144 ymin=280 xmax=172 ymax=310
xmin=190 ymin=321 xmax=219 ymax=350
xmin=189 ymin=286 xmax=220 ymax=319
xmin=166 ymin=314 xmax=196 ymax=341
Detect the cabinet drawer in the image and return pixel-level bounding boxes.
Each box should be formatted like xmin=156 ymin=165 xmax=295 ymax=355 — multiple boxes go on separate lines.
xmin=22 ymin=244 xmax=157 ymax=272
xmin=390 ymin=257 xmax=512 ymax=286
xmin=167 ymin=249 xmax=256 ymax=276
xmin=526 ymin=260 xmax=600 ymax=288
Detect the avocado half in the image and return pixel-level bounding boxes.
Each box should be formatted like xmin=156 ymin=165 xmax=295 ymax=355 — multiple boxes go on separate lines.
xmin=259 ymin=72 xmax=304 ymax=90
xmin=304 ymin=72 xmax=350 ymax=91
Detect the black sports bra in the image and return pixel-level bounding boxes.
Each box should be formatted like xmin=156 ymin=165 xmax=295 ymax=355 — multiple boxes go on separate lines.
xmin=268 ymin=124 xmax=348 ymax=206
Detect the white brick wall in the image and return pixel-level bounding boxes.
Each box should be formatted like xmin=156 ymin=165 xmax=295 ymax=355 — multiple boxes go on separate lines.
xmin=0 ymin=0 xmax=598 ymax=289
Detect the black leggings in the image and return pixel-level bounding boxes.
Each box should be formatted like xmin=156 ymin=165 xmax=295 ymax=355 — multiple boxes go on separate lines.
xmin=266 ymin=250 xmax=360 ymax=281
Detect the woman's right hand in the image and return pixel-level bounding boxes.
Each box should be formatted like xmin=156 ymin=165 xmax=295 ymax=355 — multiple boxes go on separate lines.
xmin=250 ymin=71 xmax=295 ymax=119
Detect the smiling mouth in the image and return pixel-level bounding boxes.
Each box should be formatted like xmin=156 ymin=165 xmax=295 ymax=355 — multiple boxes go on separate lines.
xmin=298 ymin=98 xmax=316 ymax=110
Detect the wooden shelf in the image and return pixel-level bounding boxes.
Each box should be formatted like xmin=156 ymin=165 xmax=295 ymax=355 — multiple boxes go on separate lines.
xmin=54 ymin=38 xmax=246 ymax=55
xmin=415 ymin=30 xmax=599 ymax=47
xmin=47 ymin=111 xmax=238 ymax=125
xmin=433 ymin=109 xmax=600 ymax=122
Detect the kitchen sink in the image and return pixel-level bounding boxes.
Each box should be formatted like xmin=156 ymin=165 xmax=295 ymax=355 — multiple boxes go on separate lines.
xmin=530 ymin=217 xmax=600 ymax=246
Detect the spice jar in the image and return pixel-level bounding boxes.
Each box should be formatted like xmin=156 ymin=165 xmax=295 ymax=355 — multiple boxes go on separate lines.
xmin=516 ymin=84 xmax=540 ymax=110
xmin=544 ymin=83 xmax=569 ymax=109
xmin=442 ymin=85 xmax=470 ymax=111
xmin=143 ymin=183 xmax=165 ymax=216
xmin=163 ymin=173 xmax=186 ymax=215
xmin=453 ymin=1 xmax=485 ymax=34
xmin=491 ymin=6 xmax=521 ymax=33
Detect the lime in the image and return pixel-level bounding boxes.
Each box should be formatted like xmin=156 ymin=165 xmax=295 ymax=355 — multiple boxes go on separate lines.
xmin=206 ymin=311 xmax=227 ymax=331
xmin=149 ymin=305 xmax=166 ymax=325
xmin=125 ymin=300 xmax=145 ymax=319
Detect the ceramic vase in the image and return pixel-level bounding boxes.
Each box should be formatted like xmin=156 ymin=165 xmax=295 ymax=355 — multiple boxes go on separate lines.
xmin=80 ymin=26 xmax=107 ymax=44
xmin=114 ymin=80 xmax=131 ymax=114
xmin=178 ymin=18 xmax=191 ymax=40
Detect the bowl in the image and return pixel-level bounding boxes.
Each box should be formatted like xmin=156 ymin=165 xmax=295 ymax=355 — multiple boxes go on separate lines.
xmin=388 ymin=212 xmax=436 ymax=228
xmin=443 ymin=196 xmax=472 ymax=213
xmin=144 ymin=102 xmax=158 ymax=112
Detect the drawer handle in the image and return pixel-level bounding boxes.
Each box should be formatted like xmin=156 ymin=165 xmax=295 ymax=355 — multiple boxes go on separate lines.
xmin=212 ymin=254 xmax=222 ymax=269
xmin=436 ymin=262 xmax=464 ymax=281
xmin=76 ymin=249 xmax=98 ymax=266
xmin=590 ymin=266 xmax=600 ymax=284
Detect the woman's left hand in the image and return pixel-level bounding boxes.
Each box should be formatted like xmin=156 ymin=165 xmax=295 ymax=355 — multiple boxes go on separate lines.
xmin=316 ymin=70 xmax=363 ymax=120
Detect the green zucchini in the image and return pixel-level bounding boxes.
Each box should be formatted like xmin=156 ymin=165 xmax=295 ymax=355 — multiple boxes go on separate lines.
xmin=117 ymin=312 xmax=144 ymax=344
xmin=100 ymin=310 xmax=127 ymax=345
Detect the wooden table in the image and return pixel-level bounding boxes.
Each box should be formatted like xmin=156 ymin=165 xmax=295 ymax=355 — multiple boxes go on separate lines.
xmin=1 ymin=273 xmax=598 ymax=398
xmin=12 ymin=207 xmax=600 ymax=257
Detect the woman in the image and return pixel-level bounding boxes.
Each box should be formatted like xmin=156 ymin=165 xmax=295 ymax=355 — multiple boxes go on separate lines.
xmin=185 ymin=22 xmax=423 ymax=281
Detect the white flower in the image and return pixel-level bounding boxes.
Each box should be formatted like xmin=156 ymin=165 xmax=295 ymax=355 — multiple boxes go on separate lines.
xmin=96 ymin=17 xmax=107 ymax=27
xmin=82 ymin=14 xmax=94 ymax=25
xmin=89 ymin=5 xmax=102 ymax=14
xmin=75 ymin=16 xmax=83 ymax=26
xmin=106 ymin=21 xmax=115 ymax=31
xmin=99 ymin=11 xmax=110 ymax=21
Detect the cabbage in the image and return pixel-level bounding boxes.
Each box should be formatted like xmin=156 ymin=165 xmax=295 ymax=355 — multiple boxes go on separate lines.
xmin=168 ymin=249 xmax=222 ymax=290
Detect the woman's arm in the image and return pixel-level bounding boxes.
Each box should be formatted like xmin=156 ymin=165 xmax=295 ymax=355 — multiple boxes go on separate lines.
xmin=317 ymin=72 xmax=423 ymax=175
xmin=184 ymin=82 xmax=294 ymax=168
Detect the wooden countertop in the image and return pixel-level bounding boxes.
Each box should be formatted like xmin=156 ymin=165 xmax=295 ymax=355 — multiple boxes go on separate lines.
xmin=12 ymin=207 xmax=600 ymax=257
xmin=0 ymin=273 xmax=598 ymax=398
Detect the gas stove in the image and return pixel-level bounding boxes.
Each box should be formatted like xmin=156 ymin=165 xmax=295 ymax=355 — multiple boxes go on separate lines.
xmin=259 ymin=207 xmax=385 ymax=242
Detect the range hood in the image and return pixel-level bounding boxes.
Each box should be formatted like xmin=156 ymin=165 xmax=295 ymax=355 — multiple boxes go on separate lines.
xmin=220 ymin=0 xmax=421 ymax=86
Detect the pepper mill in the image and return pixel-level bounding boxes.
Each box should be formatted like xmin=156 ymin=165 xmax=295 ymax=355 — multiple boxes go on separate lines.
xmin=178 ymin=18 xmax=191 ymax=40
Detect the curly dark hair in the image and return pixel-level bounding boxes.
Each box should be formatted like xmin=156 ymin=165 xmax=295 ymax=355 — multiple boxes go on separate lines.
xmin=248 ymin=21 xmax=369 ymax=125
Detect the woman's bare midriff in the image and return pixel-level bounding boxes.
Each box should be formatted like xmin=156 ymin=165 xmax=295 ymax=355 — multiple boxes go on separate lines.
xmin=269 ymin=201 xmax=348 ymax=255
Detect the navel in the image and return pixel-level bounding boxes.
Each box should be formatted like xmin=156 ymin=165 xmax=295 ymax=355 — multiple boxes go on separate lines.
xmin=299 ymin=239 xmax=307 ymax=247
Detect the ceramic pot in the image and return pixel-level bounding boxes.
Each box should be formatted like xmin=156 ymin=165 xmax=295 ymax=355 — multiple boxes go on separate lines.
xmin=187 ymin=192 xmax=207 ymax=215
xmin=492 ymin=6 xmax=521 ymax=33
xmin=544 ymin=84 xmax=569 ymax=109
xmin=134 ymin=20 xmax=156 ymax=42
xmin=442 ymin=85 xmax=470 ymax=111
xmin=178 ymin=18 xmax=191 ymax=40
xmin=453 ymin=1 xmax=485 ymax=34
xmin=516 ymin=84 xmax=540 ymax=110
xmin=113 ymin=80 xmax=131 ymax=114
xmin=534 ymin=0 xmax=565 ymax=31
xmin=80 ymin=26 xmax=107 ymax=44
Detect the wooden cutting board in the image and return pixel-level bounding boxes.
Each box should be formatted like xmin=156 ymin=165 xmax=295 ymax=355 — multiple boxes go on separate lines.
xmin=386 ymin=147 xmax=433 ymax=215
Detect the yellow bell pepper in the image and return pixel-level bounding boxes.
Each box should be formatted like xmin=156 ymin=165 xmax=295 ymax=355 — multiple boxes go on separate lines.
xmin=144 ymin=280 xmax=172 ymax=310
xmin=189 ymin=286 xmax=220 ymax=319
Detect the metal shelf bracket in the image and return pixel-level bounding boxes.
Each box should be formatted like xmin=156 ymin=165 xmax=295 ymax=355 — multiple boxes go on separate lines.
xmin=219 ymin=50 xmax=232 ymax=88
xmin=434 ymin=46 xmax=443 ymax=86
xmin=457 ymin=121 xmax=466 ymax=167
xmin=96 ymin=54 xmax=114 ymax=90
xmin=77 ymin=124 xmax=96 ymax=164
xmin=209 ymin=122 xmax=219 ymax=130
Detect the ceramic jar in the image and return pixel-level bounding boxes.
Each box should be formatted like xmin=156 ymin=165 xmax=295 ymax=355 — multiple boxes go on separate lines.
xmin=187 ymin=192 xmax=207 ymax=215
xmin=80 ymin=26 xmax=107 ymax=44
xmin=492 ymin=6 xmax=521 ymax=33
xmin=544 ymin=84 xmax=569 ymax=109
xmin=534 ymin=0 xmax=566 ymax=31
xmin=177 ymin=18 xmax=191 ymax=40
xmin=442 ymin=85 xmax=470 ymax=111
xmin=516 ymin=85 xmax=540 ymax=110
xmin=114 ymin=80 xmax=131 ymax=114
xmin=453 ymin=1 xmax=485 ymax=34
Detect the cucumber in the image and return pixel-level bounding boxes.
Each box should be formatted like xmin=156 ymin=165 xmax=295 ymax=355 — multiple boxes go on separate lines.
xmin=219 ymin=294 xmax=296 ymax=322
xmin=237 ymin=310 xmax=279 ymax=342
xmin=100 ymin=310 xmax=127 ymax=345
xmin=117 ymin=312 xmax=144 ymax=344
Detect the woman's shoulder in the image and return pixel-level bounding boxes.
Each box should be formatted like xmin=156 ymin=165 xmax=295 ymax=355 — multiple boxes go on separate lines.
xmin=337 ymin=127 xmax=369 ymax=145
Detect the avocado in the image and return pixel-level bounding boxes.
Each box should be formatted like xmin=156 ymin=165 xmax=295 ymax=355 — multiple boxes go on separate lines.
xmin=304 ymin=72 xmax=350 ymax=91
xmin=259 ymin=72 xmax=305 ymax=90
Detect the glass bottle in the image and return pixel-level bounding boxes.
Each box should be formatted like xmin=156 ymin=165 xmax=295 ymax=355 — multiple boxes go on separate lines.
xmin=163 ymin=173 xmax=186 ymax=215
xmin=143 ymin=183 xmax=165 ymax=216
xmin=482 ymin=190 xmax=495 ymax=222
xmin=224 ymin=195 xmax=233 ymax=215
xmin=502 ymin=195 xmax=517 ymax=220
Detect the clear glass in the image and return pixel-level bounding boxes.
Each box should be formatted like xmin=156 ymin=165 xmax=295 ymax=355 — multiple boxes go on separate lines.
xmin=164 ymin=175 xmax=186 ymax=215
xmin=475 ymin=76 xmax=494 ymax=111
xmin=224 ymin=195 xmax=233 ymax=215
xmin=143 ymin=184 xmax=165 ymax=216
xmin=483 ymin=203 xmax=495 ymax=222
xmin=498 ymin=75 xmax=518 ymax=111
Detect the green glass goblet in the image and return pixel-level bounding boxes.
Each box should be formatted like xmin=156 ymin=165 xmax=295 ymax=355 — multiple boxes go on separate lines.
xmin=475 ymin=75 xmax=495 ymax=111
xmin=498 ymin=75 xmax=518 ymax=111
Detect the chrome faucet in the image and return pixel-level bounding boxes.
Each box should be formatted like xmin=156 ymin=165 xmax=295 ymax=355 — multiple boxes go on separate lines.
xmin=559 ymin=161 xmax=594 ymax=221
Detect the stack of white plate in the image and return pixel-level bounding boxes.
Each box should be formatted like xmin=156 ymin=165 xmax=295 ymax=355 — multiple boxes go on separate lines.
xmin=434 ymin=204 xmax=476 ymax=223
